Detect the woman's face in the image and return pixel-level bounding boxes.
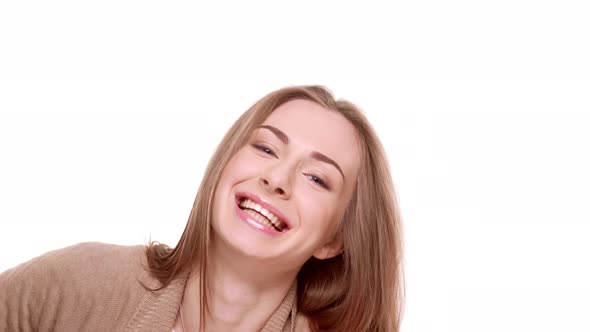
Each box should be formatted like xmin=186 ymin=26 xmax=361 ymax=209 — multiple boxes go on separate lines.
xmin=212 ymin=99 xmax=361 ymax=272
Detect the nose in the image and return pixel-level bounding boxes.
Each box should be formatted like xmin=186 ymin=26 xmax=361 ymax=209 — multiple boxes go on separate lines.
xmin=259 ymin=163 xmax=293 ymax=199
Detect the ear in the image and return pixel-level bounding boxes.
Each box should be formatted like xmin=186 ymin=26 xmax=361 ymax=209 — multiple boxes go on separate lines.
xmin=312 ymin=233 xmax=343 ymax=260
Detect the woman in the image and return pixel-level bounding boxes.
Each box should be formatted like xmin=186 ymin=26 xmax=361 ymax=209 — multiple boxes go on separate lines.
xmin=0 ymin=85 xmax=404 ymax=332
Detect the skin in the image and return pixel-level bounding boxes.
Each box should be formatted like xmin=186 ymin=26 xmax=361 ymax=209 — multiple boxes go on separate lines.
xmin=175 ymin=99 xmax=361 ymax=332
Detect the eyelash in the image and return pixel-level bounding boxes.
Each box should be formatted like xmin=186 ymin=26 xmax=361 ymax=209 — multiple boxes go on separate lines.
xmin=251 ymin=143 xmax=330 ymax=190
xmin=305 ymin=174 xmax=329 ymax=189
xmin=252 ymin=143 xmax=277 ymax=157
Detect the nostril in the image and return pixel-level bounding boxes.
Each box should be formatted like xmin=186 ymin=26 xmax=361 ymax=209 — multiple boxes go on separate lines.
xmin=260 ymin=177 xmax=287 ymax=196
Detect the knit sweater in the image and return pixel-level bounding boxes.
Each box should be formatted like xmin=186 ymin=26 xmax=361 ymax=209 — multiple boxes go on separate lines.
xmin=0 ymin=242 xmax=306 ymax=332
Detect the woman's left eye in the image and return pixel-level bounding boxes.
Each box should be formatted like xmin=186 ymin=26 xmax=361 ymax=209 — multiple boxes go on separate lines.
xmin=306 ymin=174 xmax=329 ymax=189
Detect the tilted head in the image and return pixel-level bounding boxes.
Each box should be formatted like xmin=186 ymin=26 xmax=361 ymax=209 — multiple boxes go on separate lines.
xmin=146 ymin=85 xmax=404 ymax=331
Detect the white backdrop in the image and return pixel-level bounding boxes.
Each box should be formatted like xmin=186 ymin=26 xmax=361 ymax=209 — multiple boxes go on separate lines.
xmin=1 ymin=1 xmax=589 ymax=331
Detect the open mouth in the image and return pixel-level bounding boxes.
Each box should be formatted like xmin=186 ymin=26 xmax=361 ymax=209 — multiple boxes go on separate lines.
xmin=237 ymin=196 xmax=288 ymax=232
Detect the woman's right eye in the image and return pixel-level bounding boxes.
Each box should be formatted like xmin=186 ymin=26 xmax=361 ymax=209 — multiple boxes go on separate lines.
xmin=252 ymin=144 xmax=277 ymax=157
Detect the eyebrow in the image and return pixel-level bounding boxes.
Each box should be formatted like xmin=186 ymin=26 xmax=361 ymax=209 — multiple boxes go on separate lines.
xmin=258 ymin=125 xmax=346 ymax=181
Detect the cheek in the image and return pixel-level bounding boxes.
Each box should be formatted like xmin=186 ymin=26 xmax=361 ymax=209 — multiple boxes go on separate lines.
xmin=298 ymin=194 xmax=340 ymax=235
xmin=215 ymin=153 xmax=249 ymax=203
xmin=226 ymin=150 xmax=262 ymax=176
xmin=218 ymin=153 xmax=254 ymax=186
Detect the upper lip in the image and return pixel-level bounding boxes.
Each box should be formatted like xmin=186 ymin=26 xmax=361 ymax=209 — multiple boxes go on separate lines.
xmin=235 ymin=191 xmax=292 ymax=230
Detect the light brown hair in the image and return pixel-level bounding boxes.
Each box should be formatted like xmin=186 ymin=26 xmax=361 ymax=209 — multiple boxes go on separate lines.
xmin=145 ymin=85 xmax=404 ymax=331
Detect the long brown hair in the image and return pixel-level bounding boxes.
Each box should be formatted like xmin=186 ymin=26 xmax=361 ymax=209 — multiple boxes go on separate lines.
xmin=145 ymin=85 xmax=404 ymax=331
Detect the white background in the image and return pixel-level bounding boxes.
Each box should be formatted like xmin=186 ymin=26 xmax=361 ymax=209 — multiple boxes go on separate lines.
xmin=1 ymin=1 xmax=589 ymax=331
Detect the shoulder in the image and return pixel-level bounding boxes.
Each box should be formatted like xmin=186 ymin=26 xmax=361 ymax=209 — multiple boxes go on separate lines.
xmin=0 ymin=242 xmax=151 ymax=330
xmin=1 ymin=242 xmax=147 ymax=285
xmin=52 ymin=241 xmax=146 ymax=274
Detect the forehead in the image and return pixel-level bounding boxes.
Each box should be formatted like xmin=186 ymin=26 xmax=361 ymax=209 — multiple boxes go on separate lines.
xmin=260 ymin=99 xmax=362 ymax=178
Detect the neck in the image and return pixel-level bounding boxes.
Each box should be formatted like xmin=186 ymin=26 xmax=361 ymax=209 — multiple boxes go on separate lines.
xmin=181 ymin=239 xmax=297 ymax=332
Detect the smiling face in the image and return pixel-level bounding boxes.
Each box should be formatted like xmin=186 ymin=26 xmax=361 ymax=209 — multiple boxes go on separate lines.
xmin=211 ymin=99 xmax=362 ymax=272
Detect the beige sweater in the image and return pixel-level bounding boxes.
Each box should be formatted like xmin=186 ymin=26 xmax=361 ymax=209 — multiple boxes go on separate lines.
xmin=0 ymin=242 xmax=304 ymax=332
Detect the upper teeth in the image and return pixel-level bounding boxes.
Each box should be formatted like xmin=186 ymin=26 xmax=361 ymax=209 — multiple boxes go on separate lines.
xmin=239 ymin=198 xmax=284 ymax=230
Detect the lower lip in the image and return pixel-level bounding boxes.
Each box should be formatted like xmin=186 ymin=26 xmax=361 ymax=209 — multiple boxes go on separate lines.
xmin=234 ymin=202 xmax=284 ymax=236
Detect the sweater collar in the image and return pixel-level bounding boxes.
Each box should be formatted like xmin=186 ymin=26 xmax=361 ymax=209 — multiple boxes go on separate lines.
xmin=125 ymin=272 xmax=297 ymax=332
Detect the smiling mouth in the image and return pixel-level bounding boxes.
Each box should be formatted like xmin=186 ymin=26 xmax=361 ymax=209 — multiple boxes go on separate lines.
xmin=237 ymin=197 xmax=288 ymax=232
